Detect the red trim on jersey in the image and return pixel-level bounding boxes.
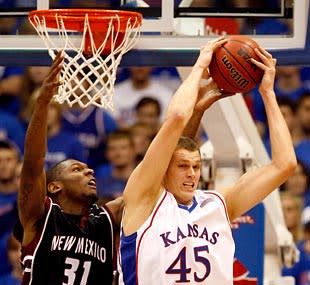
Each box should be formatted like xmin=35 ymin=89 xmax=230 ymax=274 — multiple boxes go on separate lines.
xmin=205 ymin=191 xmax=231 ymax=225
xmin=135 ymin=191 xmax=168 ymax=285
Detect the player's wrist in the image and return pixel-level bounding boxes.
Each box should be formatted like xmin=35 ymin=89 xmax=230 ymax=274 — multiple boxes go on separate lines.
xmin=192 ymin=63 xmax=207 ymax=72
xmin=190 ymin=65 xmax=206 ymax=83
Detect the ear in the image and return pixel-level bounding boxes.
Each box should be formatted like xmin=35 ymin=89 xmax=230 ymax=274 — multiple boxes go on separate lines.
xmin=47 ymin=181 xmax=63 ymax=195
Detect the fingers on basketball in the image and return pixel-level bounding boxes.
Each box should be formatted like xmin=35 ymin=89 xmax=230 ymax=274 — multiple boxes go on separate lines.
xmin=209 ymin=35 xmax=264 ymax=94
xmin=252 ymin=48 xmax=276 ymax=69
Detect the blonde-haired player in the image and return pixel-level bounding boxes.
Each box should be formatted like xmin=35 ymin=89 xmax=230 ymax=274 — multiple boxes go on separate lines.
xmin=118 ymin=37 xmax=297 ymax=284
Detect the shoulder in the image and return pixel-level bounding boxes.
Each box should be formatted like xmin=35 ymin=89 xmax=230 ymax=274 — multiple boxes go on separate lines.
xmin=197 ymin=189 xmax=225 ymax=198
xmin=104 ymin=196 xmax=124 ymax=227
xmin=195 ymin=189 xmax=228 ymax=207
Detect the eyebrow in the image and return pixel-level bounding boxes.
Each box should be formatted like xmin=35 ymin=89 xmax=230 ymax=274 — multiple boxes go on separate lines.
xmin=177 ymin=158 xmax=201 ymax=164
xmin=70 ymin=162 xmax=87 ymax=168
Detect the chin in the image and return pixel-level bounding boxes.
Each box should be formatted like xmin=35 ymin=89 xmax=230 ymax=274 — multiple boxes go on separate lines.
xmin=177 ymin=193 xmax=195 ymax=206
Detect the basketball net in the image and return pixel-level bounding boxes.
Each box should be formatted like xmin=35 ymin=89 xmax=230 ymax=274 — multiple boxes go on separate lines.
xmin=29 ymin=11 xmax=142 ymax=109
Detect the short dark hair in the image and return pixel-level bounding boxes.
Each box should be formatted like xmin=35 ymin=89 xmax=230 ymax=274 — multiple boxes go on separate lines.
xmin=176 ymin=136 xmax=200 ymax=153
xmin=46 ymin=159 xmax=71 ymax=187
xmin=0 ymin=140 xmax=20 ymax=160
xmin=135 ymin=96 xmax=161 ymax=116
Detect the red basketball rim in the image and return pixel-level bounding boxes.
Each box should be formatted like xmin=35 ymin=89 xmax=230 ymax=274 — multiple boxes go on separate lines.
xmin=28 ymin=9 xmax=143 ymax=32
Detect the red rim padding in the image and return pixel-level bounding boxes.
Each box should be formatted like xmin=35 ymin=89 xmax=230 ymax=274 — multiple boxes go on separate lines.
xmin=28 ymin=9 xmax=142 ymax=32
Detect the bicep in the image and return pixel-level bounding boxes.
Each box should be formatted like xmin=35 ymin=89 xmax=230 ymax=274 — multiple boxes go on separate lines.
xmin=223 ymin=164 xmax=284 ymax=221
xmin=105 ymin=196 xmax=124 ymax=227
xmin=123 ymin=162 xmax=162 ymax=207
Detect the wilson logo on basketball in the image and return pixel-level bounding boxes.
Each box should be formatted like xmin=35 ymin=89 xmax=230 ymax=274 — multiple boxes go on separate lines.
xmin=221 ymin=55 xmax=249 ymax=89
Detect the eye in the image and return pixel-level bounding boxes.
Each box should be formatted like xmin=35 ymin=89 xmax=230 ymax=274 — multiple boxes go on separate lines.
xmin=73 ymin=167 xmax=81 ymax=172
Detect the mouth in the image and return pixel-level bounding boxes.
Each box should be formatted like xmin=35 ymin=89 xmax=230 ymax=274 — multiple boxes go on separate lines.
xmin=183 ymin=182 xmax=195 ymax=190
xmin=88 ymin=178 xmax=97 ymax=189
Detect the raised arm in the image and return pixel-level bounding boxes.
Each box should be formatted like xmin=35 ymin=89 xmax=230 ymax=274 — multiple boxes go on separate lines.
xmin=221 ymin=47 xmax=297 ymax=221
xmin=182 ymin=75 xmax=235 ymax=140
xmin=18 ymin=52 xmax=64 ymax=243
xmin=122 ymin=38 xmax=227 ymax=234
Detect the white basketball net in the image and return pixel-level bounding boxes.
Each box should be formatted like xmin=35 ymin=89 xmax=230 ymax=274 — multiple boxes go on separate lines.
xmin=30 ymin=12 xmax=141 ymax=109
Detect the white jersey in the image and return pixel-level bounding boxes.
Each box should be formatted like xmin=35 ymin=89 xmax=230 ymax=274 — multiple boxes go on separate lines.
xmin=119 ymin=190 xmax=235 ymax=285
xmin=112 ymin=79 xmax=173 ymax=126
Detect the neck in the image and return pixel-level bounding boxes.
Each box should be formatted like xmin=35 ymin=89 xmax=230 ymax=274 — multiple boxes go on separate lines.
xmin=58 ymin=197 xmax=94 ymax=215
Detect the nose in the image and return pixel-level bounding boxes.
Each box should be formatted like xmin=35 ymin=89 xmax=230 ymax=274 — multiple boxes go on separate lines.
xmin=187 ymin=167 xmax=195 ymax=177
xmin=85 ymin=168 xmax=94 ymax=176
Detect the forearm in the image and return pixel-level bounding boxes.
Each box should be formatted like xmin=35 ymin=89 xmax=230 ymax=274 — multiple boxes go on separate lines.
xmin=166 ymin=66 xmax=204 ymax=124
xmin=182 ymin=109 xmax=204 ymax=140
xmin=18 ymin=98 xmax=49 ymax=227
xmin=182 ymin=79 xmax=223 ymax=140
xmin=263 ymin=91 xmax=296 ymax=170
xmin=23 ymin=99 xmax=49 ymax=172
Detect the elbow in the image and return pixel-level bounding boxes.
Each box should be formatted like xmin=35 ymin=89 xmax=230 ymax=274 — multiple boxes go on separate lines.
xmin=276 ymin=155 xmax=297 ymax=178
xmin=167 ymin=110 xmax=190 ymax=128
xmin=285 ymin=152 xmax=298 ymax=173
xmin=286 ymin=156 xmax=298 ymax=174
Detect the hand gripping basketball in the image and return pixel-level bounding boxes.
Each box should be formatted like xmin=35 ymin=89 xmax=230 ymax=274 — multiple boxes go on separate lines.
xmin=195 ymin=37 xmax=228 ymax=70
xmin=209 ymin=35 xmax=264 ymax=94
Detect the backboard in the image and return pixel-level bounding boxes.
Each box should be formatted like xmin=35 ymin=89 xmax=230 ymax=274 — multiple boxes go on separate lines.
xmin=0 ymin=0 xmax=308 ymax=66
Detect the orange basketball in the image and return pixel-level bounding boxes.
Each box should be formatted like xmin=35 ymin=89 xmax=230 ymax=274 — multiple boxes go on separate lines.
xmin=209 ymin=35 xmax=264 ymax=94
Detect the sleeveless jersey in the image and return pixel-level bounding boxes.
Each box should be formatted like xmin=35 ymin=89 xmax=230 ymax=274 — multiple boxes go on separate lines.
xmin=119 ymin=190 xmax=235 ymax=285
xmin=21 ymin=198 xmax=115 ymax=285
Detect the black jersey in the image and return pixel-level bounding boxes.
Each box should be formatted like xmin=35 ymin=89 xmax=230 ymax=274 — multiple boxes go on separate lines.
xmin=21 ymin=198 xmax=115 ymax=285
